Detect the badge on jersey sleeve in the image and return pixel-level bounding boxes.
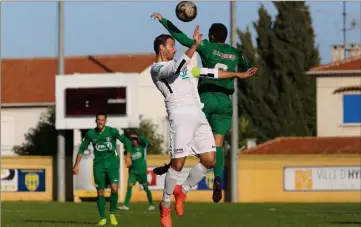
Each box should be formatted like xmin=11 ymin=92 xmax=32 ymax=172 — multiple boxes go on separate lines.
xmin=155 ymin=65 xmax=163 ymax=73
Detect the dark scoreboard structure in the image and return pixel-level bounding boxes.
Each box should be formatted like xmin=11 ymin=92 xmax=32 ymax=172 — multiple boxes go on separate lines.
xmin=55 ymin=73 xmax=139 ymax=129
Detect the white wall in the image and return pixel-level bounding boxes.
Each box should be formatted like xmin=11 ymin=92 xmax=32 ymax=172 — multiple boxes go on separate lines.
xmin=317 ymin=76 xmax=361 ymax=137
xmin=1 ymin=107 xmax=48 ymax=156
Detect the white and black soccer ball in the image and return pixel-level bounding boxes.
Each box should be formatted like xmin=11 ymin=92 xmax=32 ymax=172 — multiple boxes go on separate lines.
xmin=175 ymin=1 xmax=198 ymax=22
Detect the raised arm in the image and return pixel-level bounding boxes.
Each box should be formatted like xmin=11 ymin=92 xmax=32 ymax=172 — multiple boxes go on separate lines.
xmin=138 ymin=136 xmax=150 ymax=147
xmin=151 ymin=13 xmax=206 ymax=52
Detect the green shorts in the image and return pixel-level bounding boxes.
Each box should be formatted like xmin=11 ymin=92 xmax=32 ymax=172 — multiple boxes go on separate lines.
xmin=128 ymin=169 xmax=148 ymax=186
xmin=200 ymin=92 xmax=233 ymax=136
xmin=93 ymin=157 xmax=120 ymax=190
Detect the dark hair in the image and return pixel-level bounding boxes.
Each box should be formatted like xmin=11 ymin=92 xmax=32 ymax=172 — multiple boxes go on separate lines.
xmin=124 ymin=128 xmax=137 ymax=138
xmin=209 ymin=23 xmax=228 ymax=43
xmin=95 ymin=112 xmax=107 ymax=119
xmin=154 ymin=34 xmax=174 ymax=54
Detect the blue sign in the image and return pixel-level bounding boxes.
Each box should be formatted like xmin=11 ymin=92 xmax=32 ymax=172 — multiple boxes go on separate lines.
xmin=197 ymin=170 xmax=226 ymax=190
xmin=17 ymin=169 xmax=46 ymax=192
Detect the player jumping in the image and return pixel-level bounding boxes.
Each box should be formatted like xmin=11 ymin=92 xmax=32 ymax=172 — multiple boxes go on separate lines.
xmin=118 ymin=133 xmax=155 ymax=211
xmin=73 ymin=113 xmax=132 ymax=226
xmin=151 ymin=12 xmax=258 ymax=203
xmin=151 ymin=21 xmax=257 ymax=226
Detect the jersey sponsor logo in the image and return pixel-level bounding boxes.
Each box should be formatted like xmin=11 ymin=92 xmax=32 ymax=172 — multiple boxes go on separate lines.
xmin=106 ymin=137 xmax=111 ymax=142
xmin=180 ymin=69 xmax=190 ymax=80
xmin=212 ymin=50 xmax=236 ymax=60
xmin=131 ymin=151 xmax=142 ymax=160
xmin=95 ymin=142 xmax=113 ymax=151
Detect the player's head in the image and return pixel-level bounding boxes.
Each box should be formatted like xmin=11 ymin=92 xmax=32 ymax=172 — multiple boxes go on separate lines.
xmin=208 ymin=23 xmax=228 ymax=43
xmin=95 ymin=112 xmax=107 ymax=131
xmin=154 ymin=34 xmax=176 ymax=60
xmin=129 ymin=133 xmax=139 ymax=146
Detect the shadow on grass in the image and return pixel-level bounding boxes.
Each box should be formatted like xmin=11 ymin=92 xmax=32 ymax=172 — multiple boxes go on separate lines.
xmin=330 ymin=221 xmax=361 ymax=225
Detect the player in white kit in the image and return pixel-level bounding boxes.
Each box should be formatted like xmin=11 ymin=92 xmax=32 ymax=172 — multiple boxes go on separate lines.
xmin=151 ymin=25 xmax=256 ymax=227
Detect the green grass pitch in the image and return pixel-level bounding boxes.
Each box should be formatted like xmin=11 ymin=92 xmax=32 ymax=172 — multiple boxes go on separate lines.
xmin=2 ymin=202 xmax=360 ymax=227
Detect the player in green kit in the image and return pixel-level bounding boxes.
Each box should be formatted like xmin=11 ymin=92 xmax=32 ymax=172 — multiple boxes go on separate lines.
xmin=151 ymin=12 xmax=258 ymax=203
xmin=118 ymin=133 xmax=155 ymax=211
xmin=73 ymin=113 xmax=132 ymax=226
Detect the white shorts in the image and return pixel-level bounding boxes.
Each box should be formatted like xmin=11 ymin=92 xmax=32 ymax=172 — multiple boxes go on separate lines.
xmin=168 ymin=108 xmax=216 ymax=159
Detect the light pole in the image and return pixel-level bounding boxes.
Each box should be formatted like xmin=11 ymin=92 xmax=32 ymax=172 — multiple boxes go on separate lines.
xmin=230 ymin=0 xmax=238 ymax=203
xmin=57 ymin=0 xmax=65 ymax=202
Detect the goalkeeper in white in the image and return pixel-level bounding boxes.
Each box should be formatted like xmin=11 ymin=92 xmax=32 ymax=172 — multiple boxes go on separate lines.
xmin=151 ymin=24 xmax=257 ymax=227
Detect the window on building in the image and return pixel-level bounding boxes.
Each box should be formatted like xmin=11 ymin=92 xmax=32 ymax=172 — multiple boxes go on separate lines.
xmin=343 ymin=94 xmax=361 ymax=124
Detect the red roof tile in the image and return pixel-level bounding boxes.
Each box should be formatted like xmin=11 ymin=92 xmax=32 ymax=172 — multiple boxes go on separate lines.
xmin=309 ymin=56 xmax=361 ymax=72
xmin=1 ymin=54 xmax=155 ymax=104
xmin=241 ymin=137 xmax=361 ymax=154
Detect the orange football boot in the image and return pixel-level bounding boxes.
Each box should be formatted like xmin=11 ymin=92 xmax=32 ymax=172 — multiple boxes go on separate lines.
xmin=159 ymin=203 xmax=172 ymax=227
xmin=173 ymin=185 xmax=186 ymax=216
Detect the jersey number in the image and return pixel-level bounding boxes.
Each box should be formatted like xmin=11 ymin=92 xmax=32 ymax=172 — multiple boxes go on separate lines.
xmin=214 ymin=63 xmax=228 ymax=71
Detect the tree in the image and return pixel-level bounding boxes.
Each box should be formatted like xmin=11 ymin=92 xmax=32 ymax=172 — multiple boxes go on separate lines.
xmin=235 ymin=2 xmax=320 ymax=142
xmin=272 ymin=1 xmax=320 ymax=136
xmin=252 ymin=5 xmax=286 ymax=138
xmin=13 ymin=106 xmax=57 ymax=156
xmin=124 ymin=117 xmax=165 ymax=155
xmin=236 ymin=5 xmax=282 ymax=141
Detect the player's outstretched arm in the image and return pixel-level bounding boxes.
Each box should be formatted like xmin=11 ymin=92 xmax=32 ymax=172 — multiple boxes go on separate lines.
xmin=73 ymin=132 xmax=91 ymax=175
xmin=191 ymin=66 xmax=258 ymax=79
xmin=237 ymin=50 xmax=253 ymax=72
xmin=151 ymin=13 xmax=206 ymax=52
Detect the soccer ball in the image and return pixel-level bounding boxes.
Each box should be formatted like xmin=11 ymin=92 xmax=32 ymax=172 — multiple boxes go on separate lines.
xmin=175 ymin=1 xmax=198 ymax=22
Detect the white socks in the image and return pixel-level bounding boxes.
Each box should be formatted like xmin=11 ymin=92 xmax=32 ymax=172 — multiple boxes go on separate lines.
xmin=181 ymin=162 xmax=208 ymax=193
xmin=161 ymin=167 xmax=180 ymax=207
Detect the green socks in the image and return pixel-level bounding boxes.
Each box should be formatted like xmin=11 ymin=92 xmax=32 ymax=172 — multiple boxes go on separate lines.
xmin=124 ymin=186 xmax=132 ymax=207
xmin=110 ymin=192 xmax=118 ymax=214
xmin=97 ymin=195 xmax=106 ymax=219
xmin=143 ymin=185 xmax=154 ymax=206
xmin=124 ymin=185 xmax=154 ymax=207
xmin=214 ymin=146 xmax=224 ymax=177
xmin=97 ymin=192 xmax=118 ymax=218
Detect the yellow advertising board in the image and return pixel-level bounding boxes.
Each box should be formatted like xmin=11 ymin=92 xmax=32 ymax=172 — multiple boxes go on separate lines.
xmin=3 ymin=154 xmax=359 ymax=203
xmin=1 ymin=156 xmax=53 ymax=201
xmin=237 ymin=154 xmax=361 ymax=203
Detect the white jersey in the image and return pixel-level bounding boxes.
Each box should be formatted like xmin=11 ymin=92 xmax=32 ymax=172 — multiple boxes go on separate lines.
xmin=150 ymin=54 xmax=201 ymax=112
xmin=150 ymin=54 xmax=217 ymax=158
